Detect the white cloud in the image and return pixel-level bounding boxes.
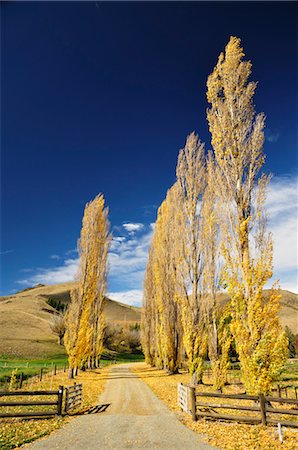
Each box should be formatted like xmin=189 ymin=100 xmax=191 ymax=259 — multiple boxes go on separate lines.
xmin=16 ymin=175 xmax=296 ymax=300
xmin=108 ymin=226 xmax=153 ymax=291
xmin=266 ymin=175 xmax=298 ymax=292
xmin=16 ymin=223 xmax=154 ymax=305
xmin=50 ymin=254 xmax=60 ymax=260
xmin=108 ymin=290 xmax=143 ymax=307
xmin=122 ymin=223 xmax=144 ymax=233
xmin=18 ymin=258 xmax=79 ymax=286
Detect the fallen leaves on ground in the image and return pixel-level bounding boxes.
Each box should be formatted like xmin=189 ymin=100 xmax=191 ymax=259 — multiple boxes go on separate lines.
xmin=0 ymin=366 xmax=110 ymax=449
xmin=133 ymin=363 xmax=298 ymax=450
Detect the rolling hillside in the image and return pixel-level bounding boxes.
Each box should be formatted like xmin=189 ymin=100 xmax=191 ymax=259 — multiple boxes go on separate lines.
xmin=0 ymin=282 xmax=141 ymax=358
xmin=0 ymin=282 xmax=297 ymax=358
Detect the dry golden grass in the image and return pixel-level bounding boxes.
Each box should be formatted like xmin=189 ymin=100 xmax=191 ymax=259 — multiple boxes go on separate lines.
xmin=0 ymin=365 xmax=110 ymax=450
xmin=0 ymin=282 xmax=141 ymax=358
xmin=133 ymin=364 xmax=298 ymax=450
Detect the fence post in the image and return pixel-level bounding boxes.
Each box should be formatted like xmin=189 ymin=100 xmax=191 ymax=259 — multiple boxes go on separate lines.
xmin=19 ymin=372 xmax=24 ymax=389
xmin=64 ymin=387 xmax=69 ymax=413
xmin=189 ymin=386 xmax=197 ymax=421
xmin=57 ymin=386 xmax=64 ymax=416
xmin=259 ymin=394 xmax=267 ymax=425
xmin=40 ymin=368 xmax=43 ymax=381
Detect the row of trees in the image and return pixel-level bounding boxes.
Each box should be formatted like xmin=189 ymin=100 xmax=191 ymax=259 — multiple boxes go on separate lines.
xmin=141 ymin=36 xmax=288 ymax=394
xmin=64 ymin=194 xmax=111 ymax=378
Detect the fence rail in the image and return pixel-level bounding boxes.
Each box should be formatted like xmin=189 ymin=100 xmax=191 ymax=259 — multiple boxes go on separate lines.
xmin=0 ymin=386 xmax=64 ymax=418
xmin=179 ymin=384 xmax=298 ymax=428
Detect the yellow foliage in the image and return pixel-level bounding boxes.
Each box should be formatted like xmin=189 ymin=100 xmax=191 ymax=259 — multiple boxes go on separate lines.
xmin=64 ymin=194 xmax=111 ymax=372
xmin=207 ymin=37 xmax=288 ymax=394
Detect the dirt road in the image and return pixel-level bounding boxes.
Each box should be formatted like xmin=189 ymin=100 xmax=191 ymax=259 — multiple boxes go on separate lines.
xmin=26 ymin=364 xmax=217 ymax=450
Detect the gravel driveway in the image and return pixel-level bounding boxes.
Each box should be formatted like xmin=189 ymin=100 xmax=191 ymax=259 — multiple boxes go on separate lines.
xmin=25 ymin=364 xmax=217 ymax=450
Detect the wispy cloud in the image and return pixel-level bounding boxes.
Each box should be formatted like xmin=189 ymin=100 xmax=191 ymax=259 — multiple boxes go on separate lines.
xmin=108 ymin=224 xmax=153 ymax=292
xmin=266 ymin=129 xmax=280 ymax=143
xmin=267 ymin=175 xmax=298 ymax=292
xmin=15 ymin=175 xmax=297 ymax=301
xmin=0 ymin=249 xmax=14 ymax=255
xmin=18 ymin=258 xmax=79 ymax=286
xmin=141 ymin=204 xmax=158 ymax=217
xmin=50 ymin=254 xmax=61 ymax=260
xmin=16 ymin=224 xmax=154 ymax=303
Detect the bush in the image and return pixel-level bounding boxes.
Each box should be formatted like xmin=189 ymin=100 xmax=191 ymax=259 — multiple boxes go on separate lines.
xmin=103 ymin=324 xmax=141 ymax=353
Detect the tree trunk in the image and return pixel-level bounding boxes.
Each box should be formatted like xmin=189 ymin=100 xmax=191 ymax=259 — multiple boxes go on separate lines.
xmin=68 ymin=368 xmax=74 ymax=379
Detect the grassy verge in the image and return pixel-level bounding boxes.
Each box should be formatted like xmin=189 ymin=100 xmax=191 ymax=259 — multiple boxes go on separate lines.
xmin=0 ymin=351 xmax=144 ymax=388
xmin=0 ymin=354 xmax=68 ymax=387
xmin=113 ymin=352 xmax=144 ymax=363
xmin=133 ymin=363 xmax=298 ymax=450
xmin=0 ymin=365 xmax=110 ymax=450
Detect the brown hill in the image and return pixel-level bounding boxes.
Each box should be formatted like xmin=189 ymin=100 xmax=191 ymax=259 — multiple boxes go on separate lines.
xmin=0 ymin=283 xmax=296 ymax=358
xmin=0 ymin=282 xmax=141 ymax=358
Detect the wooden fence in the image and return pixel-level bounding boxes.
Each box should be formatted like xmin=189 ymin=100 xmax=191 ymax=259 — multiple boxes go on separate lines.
xmin=179 ymin=384 xmax=298 ymax=428
xmin=0 ymin=386 xmax=64 ymax=418
xmin=65 ymin=383 xmax=82 ymax=413
xmin=0 ymin=364 xmax=69 ymax=391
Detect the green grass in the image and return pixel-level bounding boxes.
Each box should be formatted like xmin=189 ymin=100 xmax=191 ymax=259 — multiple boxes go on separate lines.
xmin=114 ymin=352 xmax=145 ymax=363
xmin=280 ymin=359 xmax=298 ymax=385
xmin=0 ymin=351 xmax=144 ymax=387
xmin=0 ymin=354 xmax=68 ymax=387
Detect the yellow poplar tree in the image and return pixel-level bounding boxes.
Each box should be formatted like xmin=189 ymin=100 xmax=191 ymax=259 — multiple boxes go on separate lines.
xmin=206 ymin=36 xmax=288 ymax=394
xmin=64 ymin=194 xmax=111 ymax=377
xmin=142 ymin=184 xmax=183 ymax=373
xmin=141 ymin=246 xmax=158 ymax=366
xmin=176 ymin=132 xmax=207 ymax=383
xmin=201 ymin=153 xmax=231 ymax=390
xmin=153 ymin=183 xmax=183 ymax=373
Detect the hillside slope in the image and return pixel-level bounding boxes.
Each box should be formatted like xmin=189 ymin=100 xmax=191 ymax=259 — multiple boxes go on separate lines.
xmin=0 ymin=282 xmax=141 ymax=358
xmin=0 ymin=282 xmax=296 ymax=358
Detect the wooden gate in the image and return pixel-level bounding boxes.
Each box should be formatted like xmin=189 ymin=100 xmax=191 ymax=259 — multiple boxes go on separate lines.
xmin=65 ymin=383 xmax=82 ymax=413
xmin=0 ymin=386 xmax=64 ymax=418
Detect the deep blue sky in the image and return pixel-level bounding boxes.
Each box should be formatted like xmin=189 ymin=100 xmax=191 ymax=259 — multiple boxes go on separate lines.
xmin=1 ymin=1 xmax=297 ymax=298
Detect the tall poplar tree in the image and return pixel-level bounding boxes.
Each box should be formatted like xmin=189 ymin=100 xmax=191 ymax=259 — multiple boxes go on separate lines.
xmin=64 ymin=194 xmax=111 ymax=377
xmin=176 ymin=132 xmax=207 ymax=383
xmin=201 ymin=153 xmax=231 ymax=390
xmin=207 ymin=36 xmax=288 ymax=394
xmin=142 ymin=184 xmax=183 ymax=373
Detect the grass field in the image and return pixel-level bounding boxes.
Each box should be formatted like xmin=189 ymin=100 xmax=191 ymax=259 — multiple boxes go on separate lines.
xmin=0 ymin=351 xmax=144 ymax=388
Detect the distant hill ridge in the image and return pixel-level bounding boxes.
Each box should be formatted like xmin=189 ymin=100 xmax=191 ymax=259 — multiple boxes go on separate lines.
xmin=0 ymin=282 xmax=141 ymax=358
xmin=0 ymin=282 xmax=297 ymax=358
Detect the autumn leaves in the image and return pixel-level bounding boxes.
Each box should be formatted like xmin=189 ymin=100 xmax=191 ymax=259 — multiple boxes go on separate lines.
xmin=64 ymin=195 xmax=111 ymax=378
xmin=141 ymin=37 xmax=288 ymax=394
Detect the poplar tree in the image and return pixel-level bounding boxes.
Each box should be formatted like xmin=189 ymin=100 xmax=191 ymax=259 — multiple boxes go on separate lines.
xmin=141 ymin=247 xmax=157 ymax=366
xmin=64 ymin=194 xmax=111 ymax=377
xmin=201 ymin=154 xmax=231 ymax=390
xmin=154 ymin=184 xmax=183 ymax=373
xmin=142 ymin=184 xmax=183 ymax=373
xmin=207 ymin=36 xmax=288 ymax=394
xmin=176 ymin=132 xmax=207 ymax=383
